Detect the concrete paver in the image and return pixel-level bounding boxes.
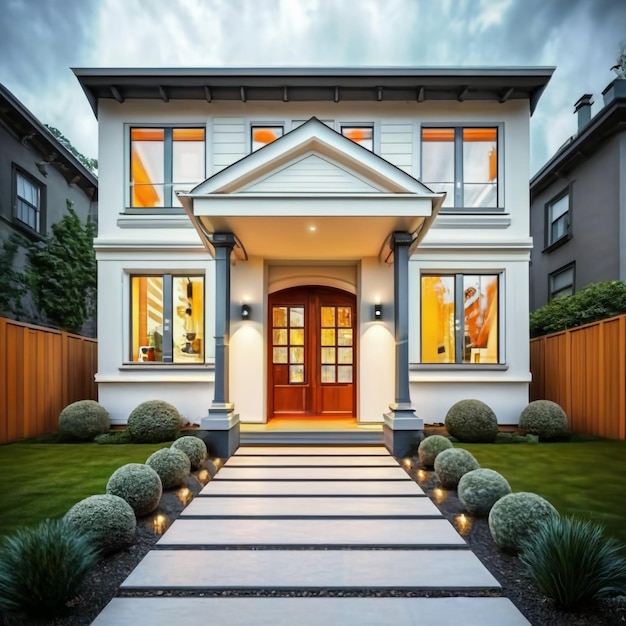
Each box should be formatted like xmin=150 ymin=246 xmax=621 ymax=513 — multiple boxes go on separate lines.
xmin=214 ymin=466 xmax=411 ymax=480
xmin=225 ymin=455 xmax=400 ymax=467
xmin=235 ymin=445 xmax=389 ymax=456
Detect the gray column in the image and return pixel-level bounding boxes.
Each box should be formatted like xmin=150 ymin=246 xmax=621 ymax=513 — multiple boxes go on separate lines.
xmin=383 ymin=232 xmax=423 ymax=456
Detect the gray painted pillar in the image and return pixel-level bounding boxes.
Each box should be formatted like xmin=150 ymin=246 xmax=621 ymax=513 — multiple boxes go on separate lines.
xmin=201 ymin=232 xmax=240 ymax=457
xmin=383 ymin=231 xmax=423 ymax=457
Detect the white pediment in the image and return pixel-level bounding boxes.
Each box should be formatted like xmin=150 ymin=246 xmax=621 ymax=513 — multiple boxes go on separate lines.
xmin=240 ymin=154 xmax=381 ymax=194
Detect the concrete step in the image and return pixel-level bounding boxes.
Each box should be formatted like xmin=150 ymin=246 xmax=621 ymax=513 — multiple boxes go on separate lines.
xmin=214 ymin=466 xmax=411 ymax=481
xmin=225 ymin=455 xmax=400 ymax=467
xmin=240 ymin=430 xmax=384 ymax=445
xmin=235 ymin=445 xmax=389 ymax=456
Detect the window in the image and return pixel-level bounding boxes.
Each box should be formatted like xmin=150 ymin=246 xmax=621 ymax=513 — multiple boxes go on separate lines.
xmin=130 ymin=127 xmax=205 ymax=208
xmin=251 ymin=126 xmax=283 ymax=152
xmin=421 ymin=274 xmax=500 ymax=364
xmin=547 ymin=192 xmax=570 ymax=246
xmin=549 ymin=264 xmax=575 ymax=300
xmin=14 ymin=169 xmax=43 ymax=232
xmin=130 ymin=274 xmax=205 ymax=363
xmin=421 ymin=127 xmax=498 ymax=209
xmin=341 ymin=125 xmax=373 ymax=151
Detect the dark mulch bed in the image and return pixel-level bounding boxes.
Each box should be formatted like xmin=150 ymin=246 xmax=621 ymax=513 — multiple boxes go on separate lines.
xmin=4 ymin=451 xmax=626 ymax=625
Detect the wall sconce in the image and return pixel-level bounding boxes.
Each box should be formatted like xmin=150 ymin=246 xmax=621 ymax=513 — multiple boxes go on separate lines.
xmin=374 ymin=303 xmax=382 ymax=320
xmin=241 ymin=304 xmax=251 ymax=320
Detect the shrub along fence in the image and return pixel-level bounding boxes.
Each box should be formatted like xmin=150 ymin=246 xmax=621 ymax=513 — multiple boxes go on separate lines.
xmin=0 ymin=317 xmax=97 ymax=444
xmin=530 ymin=313 xmax=626 ymax=440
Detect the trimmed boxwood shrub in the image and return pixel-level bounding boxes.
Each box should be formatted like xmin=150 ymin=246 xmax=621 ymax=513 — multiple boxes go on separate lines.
xmin=418 ymin=435 xmax=453 ymax=468
xmin=127 ymin=400 xmax=183 ymax=443
xmin=94 ymin=430 xmax=131 ymax=444
xmin=488 ymin=492 xmax=559 ymax=553
xmin=458 ymin=468 xmax=511 ymax=516
xmin=434 ymin=448 xmax=480 ymax=489
xmin=445 ymin=399 xmax=498 ymax=443
xmin=106 ymin=463 xmax=163 ymax=517
xmin=146 ymin=447 xmax=191 ymax=489
xmin=172 ymin=436 xmax=207 ymax=469
xmin=64 ymin=494 xmax=136 ymax=555
xmin=519 ymin=400 xmax=569 ymax=440
xmin=58 ymin=400 xmax=110 ymax=440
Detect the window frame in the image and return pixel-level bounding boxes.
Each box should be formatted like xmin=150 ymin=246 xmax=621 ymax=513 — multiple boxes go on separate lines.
xmin=248 ymin=122 xmax=285 ymax=153
xmin=544 ymin=187 xmax=572 ymax=251
xmin=420 ymin=123 xmax=503 ymax=212
xmin=127 ymin=124 xmax=206 ymax=211
xmin=419 ymin=272 xmax=502 ymax=365
xmin=548 ymin=263 xmax=575 ymax=301
xmin=339 ymin=122 xmax=376 ymax=152
xmin=12 ymin=165 xmax=45 ymax=235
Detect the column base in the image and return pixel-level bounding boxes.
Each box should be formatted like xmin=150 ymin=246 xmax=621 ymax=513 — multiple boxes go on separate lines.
xmin=383 ymin=406 xmax=424 ymax=457
xmin=200 ymin=407 xmax=240 ymax=458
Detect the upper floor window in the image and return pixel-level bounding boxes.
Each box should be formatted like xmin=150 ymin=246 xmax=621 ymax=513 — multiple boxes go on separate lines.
xmin=547 ymin=192 xmax=570 ymax=247
xmin=341 ymin=125 xmax=373 ymax=151
xmin=130 ymin=127 xmax=205 ymax=208
xmin=549 ymin=263 xmax=575 ymax=300
xmin=251 ymin=126 xmax=283 ymax=152
xmin=421 ymin=127 xmax=498 ymax=209
xmin=14 ymin=168 xmax=43 ymax=233
xmin=421 ymin=273 xmax=500 ymax=364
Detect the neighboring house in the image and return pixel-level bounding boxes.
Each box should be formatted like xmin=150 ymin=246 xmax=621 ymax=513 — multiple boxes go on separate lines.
xmin=530 ymin=78 xmax=626 ymax=310
xmin=0 ymin=83 xmax=98 ymax=332
xmin=74 ymin=67 xmax=552 ymax=454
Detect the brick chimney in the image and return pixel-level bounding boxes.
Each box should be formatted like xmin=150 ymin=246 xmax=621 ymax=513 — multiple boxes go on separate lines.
xmin=573 ymin=94 xmax=593 ymax=131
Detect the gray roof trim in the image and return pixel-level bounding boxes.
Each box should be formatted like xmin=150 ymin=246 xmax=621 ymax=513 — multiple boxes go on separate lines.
xmin=72 ymin=66 xmax=554 ymax=118
xmin=0 ymin=83 xmax=98 ymax=195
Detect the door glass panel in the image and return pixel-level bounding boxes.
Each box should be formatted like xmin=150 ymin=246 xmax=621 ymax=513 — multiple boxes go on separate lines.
xmin=321 ymin=306 xmax=335 ymax=327
xmin=289 ymin=365 xmax=304 ymax=383
xmin=338 ymin=347 xmax=353 ymax=364
xmin=321 ymin=329 xmax=335 ymax=345
xmin=337 ymin=329 xmax=353 ymax=346
xmin=337 ymin=307 xmax=352 ymax=327
xmin=321 ymin=347 xmax=336 ymax=364
xmin=321 ymin=365 xmax=335 ymax=383
xmin=273 ymin=347 xmax=288 ymax=364
xmin=290 ymin=347 xmax=304 ymax=364
xmin=290 ymin=329 xmax=304 ymax=345
xmin=273 ymin=307 xmax=287 ymax=327
xmin=273 ymin=329 xmax=287 ymax=345
xmin=338 ymin=366 xmax=353 ymax=383
xmin=290 ymin=307 xmax=304 ymax=327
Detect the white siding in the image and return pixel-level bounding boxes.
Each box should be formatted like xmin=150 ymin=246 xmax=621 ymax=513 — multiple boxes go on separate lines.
xmin=242 ymin=155 xmax=380 ymax=193
xmin=380 ymin=122 xmax=414 ymax=175
xmin=212 ymin=117 xmax=246 ymax=173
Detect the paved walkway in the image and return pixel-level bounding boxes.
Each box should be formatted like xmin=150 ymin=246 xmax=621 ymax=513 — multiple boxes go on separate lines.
xmin=92 ymin=445 xmax=530 ymax=625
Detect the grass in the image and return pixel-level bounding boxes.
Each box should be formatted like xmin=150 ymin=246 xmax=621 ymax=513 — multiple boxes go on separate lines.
xmin=458 ymin=440 xmax=626 ymax=545
xmin=0 ymin=443 xmax=169 ymax=536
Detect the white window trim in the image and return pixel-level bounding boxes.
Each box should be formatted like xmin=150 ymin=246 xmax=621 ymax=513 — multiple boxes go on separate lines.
xmin=247 ymin=121 xmax=286 ymax=154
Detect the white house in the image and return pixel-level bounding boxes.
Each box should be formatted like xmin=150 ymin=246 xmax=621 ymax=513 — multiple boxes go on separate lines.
xmin=74 ymin=67 xmax=553 ymax=455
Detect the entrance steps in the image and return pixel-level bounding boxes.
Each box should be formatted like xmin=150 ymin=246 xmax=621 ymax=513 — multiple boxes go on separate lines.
xmin=239 ymin=423 xmax=384 ymax=445
xmin=92 ymin=445 xmax=529 ymax=626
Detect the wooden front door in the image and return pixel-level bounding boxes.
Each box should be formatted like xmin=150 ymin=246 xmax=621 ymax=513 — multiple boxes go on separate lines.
xmin=268 ymin=286 xmax=356 ymax=418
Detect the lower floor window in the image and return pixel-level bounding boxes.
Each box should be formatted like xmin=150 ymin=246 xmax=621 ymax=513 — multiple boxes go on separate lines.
xmin=131 ymin=274 xmax=205 ymax=363
xmin=421 ymin=274 xmax=499 ymax=364
xmin=549 ymin=263 xmax=575 ymax=300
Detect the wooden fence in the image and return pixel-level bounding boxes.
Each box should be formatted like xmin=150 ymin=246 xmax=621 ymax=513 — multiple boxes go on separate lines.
xmin=0 ymin=317 xmax=97 ymax=444
xmin=530 ymin=314 xmax=626 ymax=439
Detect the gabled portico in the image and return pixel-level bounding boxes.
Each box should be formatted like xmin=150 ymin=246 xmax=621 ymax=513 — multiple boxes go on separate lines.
xmin=178 ymin=117 xmax=445 ymax=456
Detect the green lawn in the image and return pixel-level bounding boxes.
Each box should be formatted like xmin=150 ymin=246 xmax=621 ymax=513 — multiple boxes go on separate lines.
xmin=458 ymin=441 xmax=626 ymax=544
xmin=0 ymin=443 xmax=169 ymax=536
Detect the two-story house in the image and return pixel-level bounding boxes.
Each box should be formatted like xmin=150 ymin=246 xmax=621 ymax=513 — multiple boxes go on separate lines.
xmin=530 ymin=78 xmax=626 ymax=309
xmin=74 ymin=67 xmax=552 ymax=455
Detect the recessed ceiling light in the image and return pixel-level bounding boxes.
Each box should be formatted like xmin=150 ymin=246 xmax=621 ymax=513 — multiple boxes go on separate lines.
xmin=309 ymin=226 xmax=317 ymax=232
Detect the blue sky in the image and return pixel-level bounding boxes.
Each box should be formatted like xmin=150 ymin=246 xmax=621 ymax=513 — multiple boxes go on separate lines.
xmin=0 ymin=0 xmax=624 ymax=174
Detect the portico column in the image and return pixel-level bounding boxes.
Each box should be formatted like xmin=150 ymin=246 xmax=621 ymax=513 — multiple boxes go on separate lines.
xmin=383 ymin=231 xmax=424 ymax=456
xmin=200 ymin=232 xmax=240 ymax=457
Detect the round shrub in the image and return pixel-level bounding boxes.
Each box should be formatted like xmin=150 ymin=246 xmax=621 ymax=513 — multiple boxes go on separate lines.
xmin=519 ymin=400 xmax=569 ymax=440
xmin=458 ymin=468 xmax=511 ymax=516
xmin=418 ymin=435 xmax=453 ymax=468
xmin=127 ymin=400 xmax=183 ymax=443
xmin=488 ymin=492 xmax=559 ymax=553
xmin=64 ymin=494 xmax=136 ymax=555
xmin=106 ymin=463 xmax=163 ymax=517
xmin=146 ymin=447 xmax=191 ymax=489
xmin=58 ymin=400 xmax=110 ymax=440
xmin=445 ymin=399 xmax=498 ymax=443
xmin=172 ymin=436 xmax=207 ymax=470
xmin=433 ymin=448 xmax=480 ymax=489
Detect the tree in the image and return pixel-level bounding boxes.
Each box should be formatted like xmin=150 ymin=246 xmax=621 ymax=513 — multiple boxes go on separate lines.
xmin=44 ymin=125 xmax=97 ymax=174
xmin=27 ymin=201 xmax=97 ymax=333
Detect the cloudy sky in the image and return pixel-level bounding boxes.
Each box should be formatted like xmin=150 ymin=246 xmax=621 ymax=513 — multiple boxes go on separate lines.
xmin=0 ymin=0 xmax=624 ymax=174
